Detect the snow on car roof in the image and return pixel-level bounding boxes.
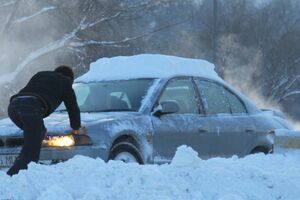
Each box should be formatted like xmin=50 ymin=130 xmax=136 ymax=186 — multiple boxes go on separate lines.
xmin=75 ymin=54 xmax=221 ymax=82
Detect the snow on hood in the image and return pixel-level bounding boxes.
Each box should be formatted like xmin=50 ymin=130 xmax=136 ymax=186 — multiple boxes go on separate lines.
xmin=1 ymin=145 xmax=300 ymax=199
xmin=75 ymin=54 xmax=221 ymax=82
xmin=0 ymin=112 xmax=138 ymax=136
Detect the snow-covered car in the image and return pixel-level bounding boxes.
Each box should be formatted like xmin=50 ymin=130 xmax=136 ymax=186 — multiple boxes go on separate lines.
xmin=0 ymin=54 xmax=294 ymax=167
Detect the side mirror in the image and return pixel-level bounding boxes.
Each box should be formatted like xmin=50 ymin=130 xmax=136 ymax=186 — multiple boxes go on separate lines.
xmin=153 ymin=100 xmax=180 ymax=117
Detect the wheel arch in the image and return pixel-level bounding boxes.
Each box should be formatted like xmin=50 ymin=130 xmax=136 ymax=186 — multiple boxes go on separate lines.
xmin=249 ymin=130 xmax=275 ymax=154
xmin=108 ymin=132 xmax=145 ymax=164
xmin=110 ymin=134 xmax=140 ymax=151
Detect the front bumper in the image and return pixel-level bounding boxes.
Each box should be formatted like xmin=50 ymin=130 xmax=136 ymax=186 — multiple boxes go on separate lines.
xmin=0 ymin=145 xmax=108 ymax=167
xmin=40 ymin=145 xmax=107 ymax=161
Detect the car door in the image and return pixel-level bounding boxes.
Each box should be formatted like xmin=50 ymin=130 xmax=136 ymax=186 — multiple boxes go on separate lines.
xmin=151 ymin=77 xmax=219 ymax=164
xmin=196 ymin=79 xmax=256 ymax=157
xmin=222 ymin=86 xmax=258 ymax=155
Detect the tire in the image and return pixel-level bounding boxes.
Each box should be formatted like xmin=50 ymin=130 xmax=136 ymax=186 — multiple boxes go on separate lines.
xmin=251 ymin=150 xmax=265 ymax=154
xmin=250 ymin=147 xmax=270 ymax=155
xmin=108 ymin=142 xmax=143 ymax=164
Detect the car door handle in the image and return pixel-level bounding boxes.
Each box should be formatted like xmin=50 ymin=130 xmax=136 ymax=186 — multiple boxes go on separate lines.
xmin=245 ymin=128 xmax=255 ymax=133
xmin=198 ymin=128 xmax=209 ymax=133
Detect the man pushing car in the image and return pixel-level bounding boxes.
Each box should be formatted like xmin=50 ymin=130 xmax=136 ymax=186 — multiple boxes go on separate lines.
xmin=7 ymin=65 xmax=82 ymax=176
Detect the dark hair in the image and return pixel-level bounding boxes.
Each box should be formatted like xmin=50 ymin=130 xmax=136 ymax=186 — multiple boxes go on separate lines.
xmin=54 ymin=65 xmax=74 ymax=81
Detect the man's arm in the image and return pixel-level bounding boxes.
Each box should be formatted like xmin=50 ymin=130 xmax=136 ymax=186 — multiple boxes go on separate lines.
xmin=62 ymin=81 xmax=81 ymax=130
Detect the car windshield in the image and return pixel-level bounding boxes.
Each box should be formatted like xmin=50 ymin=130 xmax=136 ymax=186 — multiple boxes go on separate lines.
xmin=57 ymin=79 xmax=155 ymax=112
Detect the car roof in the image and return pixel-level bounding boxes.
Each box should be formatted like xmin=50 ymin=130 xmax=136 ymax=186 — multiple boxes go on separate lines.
xmin=75 ymin=54 xmax=222 ymax=83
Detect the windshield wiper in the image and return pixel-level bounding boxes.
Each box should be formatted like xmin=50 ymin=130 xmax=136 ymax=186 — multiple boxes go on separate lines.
xmin=57 ymin=109 xmax=136 ymax=113
xmin=56 ymin=109 xmax=67 ymax=112
xmin=90 ymin=109 xmax=136 ymax=112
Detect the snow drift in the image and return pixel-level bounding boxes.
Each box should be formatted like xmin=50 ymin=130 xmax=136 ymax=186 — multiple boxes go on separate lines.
xmin=1 ymin=146 xmax=300 ymax=200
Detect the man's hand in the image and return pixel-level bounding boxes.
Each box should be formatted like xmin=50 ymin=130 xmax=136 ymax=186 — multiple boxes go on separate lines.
xmin=72 ymin=126 xmax=87 ymax=135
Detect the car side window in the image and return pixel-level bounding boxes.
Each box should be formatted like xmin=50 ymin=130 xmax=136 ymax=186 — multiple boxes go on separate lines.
xmin=159 ymin=79 xmax=199 ymax=114
xmin=224 ymin=88 xmax=247 ymax=114
xmin=198 ymin=81 xmax=231 ymax=115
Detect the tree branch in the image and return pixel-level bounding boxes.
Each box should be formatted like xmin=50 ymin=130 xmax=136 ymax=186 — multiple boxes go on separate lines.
xmin=0 ymin=0 xmax=14 ymax=8
xmin=1 ymin=0 xmax=20 ymax=36
xmin=13 ymin=6 xmax=56 ymax=24
xmin=69 ymin=16 xmax=193 ymax=49
xmin=0 ymin=17 xmax=87 ymax=84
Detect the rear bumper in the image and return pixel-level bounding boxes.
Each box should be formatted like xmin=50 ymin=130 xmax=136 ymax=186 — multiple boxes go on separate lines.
xmin=0 ymin=145 xmax=108 ymax=162
xmin=275 ymin=130 xmax=300 ymax=149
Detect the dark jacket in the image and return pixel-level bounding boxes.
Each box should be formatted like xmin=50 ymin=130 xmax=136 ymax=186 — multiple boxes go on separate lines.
xmin=10 ymin=71 xmax=81 ymax=130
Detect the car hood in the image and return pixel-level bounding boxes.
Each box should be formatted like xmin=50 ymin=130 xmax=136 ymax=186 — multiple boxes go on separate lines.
xmin=0 ymin=112 xmax=142 ymax=137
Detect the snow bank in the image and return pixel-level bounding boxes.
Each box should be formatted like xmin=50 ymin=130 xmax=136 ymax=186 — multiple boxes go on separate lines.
xmin=1 ymin=146 xmax=300 ymax=200
xmin=75 ymin=54 xmax=221 ymax=82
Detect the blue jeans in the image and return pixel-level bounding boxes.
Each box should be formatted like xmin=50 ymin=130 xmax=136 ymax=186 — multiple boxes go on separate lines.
xmin=6 ymin=96 xmax=46 ymax=176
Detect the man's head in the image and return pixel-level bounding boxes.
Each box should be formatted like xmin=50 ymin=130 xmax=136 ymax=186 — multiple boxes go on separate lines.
xmin=54 ymin=65 xmax=74 ymax=82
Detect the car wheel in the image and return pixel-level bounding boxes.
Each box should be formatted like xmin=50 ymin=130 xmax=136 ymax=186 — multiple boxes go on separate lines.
xmin=250 ymin=146 xmax=270 ymax=154
xmin=109 ymin=141 xmax=143 ymax=164
xmin=251 ymin=150 xmax=265 ymax=154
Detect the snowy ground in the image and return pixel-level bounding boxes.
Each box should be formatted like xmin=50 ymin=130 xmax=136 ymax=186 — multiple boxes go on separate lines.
xmin=0 ymin=146 xmax=299 ymax=200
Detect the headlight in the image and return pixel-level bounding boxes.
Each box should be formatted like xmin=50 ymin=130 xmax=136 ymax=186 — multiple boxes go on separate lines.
xmin=43 ymin=135 xmax=75 ymax=147
xmin=42 ymin=134 xmax=93 ymax=147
